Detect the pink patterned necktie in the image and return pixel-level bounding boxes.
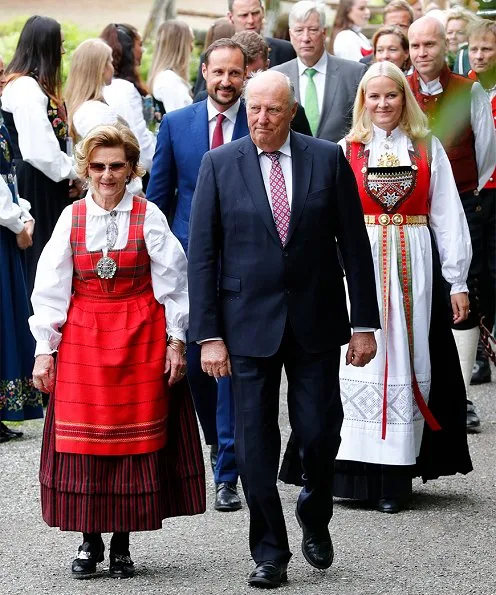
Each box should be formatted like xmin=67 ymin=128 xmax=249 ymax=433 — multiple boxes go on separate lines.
xmin=264 ymin=151 xmax=290 ymax=244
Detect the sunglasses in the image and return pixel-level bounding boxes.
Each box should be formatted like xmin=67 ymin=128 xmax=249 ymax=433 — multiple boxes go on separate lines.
xmin=88 ymin=161 xmax=127 ymax=173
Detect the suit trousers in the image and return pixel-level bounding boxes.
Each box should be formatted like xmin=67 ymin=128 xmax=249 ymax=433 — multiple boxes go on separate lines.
xmin=230 ymin=322 xmax=343 ymax=564
xmin=186 ymin=342 xmax=238 ymax=483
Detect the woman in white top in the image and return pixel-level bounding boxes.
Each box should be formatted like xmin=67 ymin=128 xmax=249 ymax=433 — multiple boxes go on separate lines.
xmin=1 ymin=15 xmax=78 ymax=291
xmin=65 ymin=39 xmax=117 ymax=142
xmin=100 ymin=24 xmax=156 ymax=174
xmin=330 ymin=0 xmax=373 ymax=62
xmin=148 ymin=20 xmax=194 ymax=117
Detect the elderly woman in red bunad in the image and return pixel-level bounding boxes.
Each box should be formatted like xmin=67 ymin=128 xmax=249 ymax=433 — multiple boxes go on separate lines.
xmin=333 ymin=61 xmax=473 ymax=513
xmin=279 ymin=61 xmax=473 ymax=513
xmin=29 ymin=123 xmax=205 ymax=580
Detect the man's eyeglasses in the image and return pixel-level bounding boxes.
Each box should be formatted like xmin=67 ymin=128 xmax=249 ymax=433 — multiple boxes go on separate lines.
xmin=291 ymin=27 xmax=322 ymax=37
xmin=88 ymin=162 xmax=127 ymax=173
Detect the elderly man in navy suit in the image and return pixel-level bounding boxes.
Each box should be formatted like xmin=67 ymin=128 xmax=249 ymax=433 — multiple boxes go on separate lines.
xmin=188 ymin=70 xmax=380 ymax=588
xmin=147 ymin=38 xmax=249 ymax=513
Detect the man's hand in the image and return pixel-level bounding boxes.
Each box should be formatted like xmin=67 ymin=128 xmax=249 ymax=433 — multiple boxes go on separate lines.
xmin=32 ymin=354 xmax=55 ymax=393
xmin=345 ymin=331 xmax=377 ymax=367
xmin=164 ymin=346 xmax=187 ymax=386
xmin=451 ymin=292 xmax=470 ymax=324
xmin=201 ymin=340 xmax=231 ymax=378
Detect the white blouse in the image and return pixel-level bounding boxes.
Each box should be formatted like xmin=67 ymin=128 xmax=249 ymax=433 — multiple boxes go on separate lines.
xmin=72 ymin=100 xmax=119 ymax=139
xmin=152 ymin=69 xmax=192 ymax=114
xmin=338 ymin=126 xmax=472 ymax=294
xmin=1 ymin=76 xmax=77 ymax=182
xmin=103 ymin=79 xmax=156 ymax=172
xmin=333 ymin=27 xmax=372 ymax=62
xmin=29 ymin=190 xmax=189 ymax=355
xmin=0 ymin=176 xmax=33 ymax=234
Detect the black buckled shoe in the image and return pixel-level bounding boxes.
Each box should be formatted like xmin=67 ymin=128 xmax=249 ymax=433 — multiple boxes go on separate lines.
xmin=109 ymin=552 xmax=135 ymax=579
xmin=214 ymin=482 xmax=242 ymax=511
xmin=71 ymin=540 xmax=105 ymax=579
xmin=0 ymin=422 xmax=23 ymax=439
xmin=471 ymin=355 xmax=491 ymax=385
xmin=466 ymin=400 xmax=481 ymax=433
xmin=296 ymin=511 xmax=334 ymax=569
xmin=248 ymin=560 xmax=288 ymax=588
xmin=376 ymin=498 xmax=402 ymax=514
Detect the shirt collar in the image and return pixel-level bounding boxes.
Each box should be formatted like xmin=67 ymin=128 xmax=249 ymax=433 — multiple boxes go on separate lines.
xmin=256 ymin=133 xmax=292 ymax=157
xmin=297 ymin=50 xmax=327 ymax=76
xmin=372 ymin=124 xmax=401 ymax=141
xmin=85 ymin=188 xmax=134 ymax=215
xmin=207 ymin=97 xmax=241 ymax=123
xmin=419 ymin=76 xmax=443 ymax=95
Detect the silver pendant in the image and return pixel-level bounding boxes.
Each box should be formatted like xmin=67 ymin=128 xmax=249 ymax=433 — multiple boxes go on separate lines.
xmin=96 ymin=255 xmax=117 ymax=279
xmin=106 ymin=211 xmax=118 ymax=247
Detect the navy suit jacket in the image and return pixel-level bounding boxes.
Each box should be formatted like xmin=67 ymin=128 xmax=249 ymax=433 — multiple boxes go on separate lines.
xmin=188 ymin=132 xmax=380 ymax=357
xmin=146 ymin=99 xmax=249 ymax=252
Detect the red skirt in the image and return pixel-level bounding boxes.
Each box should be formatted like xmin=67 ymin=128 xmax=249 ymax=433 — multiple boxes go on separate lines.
xmin=40 ymin=380 xmax=206 ymax=532
xmin=55 ymin=285 xmax=168 ymax=456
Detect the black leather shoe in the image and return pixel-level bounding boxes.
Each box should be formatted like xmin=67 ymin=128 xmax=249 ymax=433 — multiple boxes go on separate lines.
xmin=0 ymin=422 xmax=23 ymax=439
xmin=466 ymin=401 xmax=481 ymax=432
xmin=210 ymin=443 xmax=219 ymax=476
xmin=471 ymin=356 xmax=491 ymax=385
xmin=296 ymin=511 xmax=334 ymax=569
xmin=71 ymin=540 xmax=105 ymax=579
xmin=0 ymin=434 xmax=11 ymax=444
xmin=376 ymin=498 xmax=401 ymax=514
xmin=248 ymin=561 xmax=288 ymax=588
xmin=214 ymin=482 xmax=242 ymax=511
xmin=109 ymin=552 xmax=135 ymax=579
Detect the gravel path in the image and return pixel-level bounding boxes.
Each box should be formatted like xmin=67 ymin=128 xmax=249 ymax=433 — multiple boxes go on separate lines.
xmin=0 ymin=378 xmax=494 ymax=594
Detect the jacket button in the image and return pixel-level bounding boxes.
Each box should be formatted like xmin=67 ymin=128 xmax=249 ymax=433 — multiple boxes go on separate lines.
xmin=283 ymin=251 xmax=288 ymax=257
xmin=285 ymin=289 xmax=291 ymax=295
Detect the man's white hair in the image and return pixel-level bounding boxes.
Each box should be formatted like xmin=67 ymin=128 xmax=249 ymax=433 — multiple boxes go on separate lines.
xmin=243 ymin=70 xmax=296 ymax=106
xmin=289 ymin=1 xmax=326 ymax=29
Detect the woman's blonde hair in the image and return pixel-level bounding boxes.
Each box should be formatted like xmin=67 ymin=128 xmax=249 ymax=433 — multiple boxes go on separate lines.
xmin=148 ymin=20 xmax=193 ymax=90
xmin=347 ymin=61 xmax=429 ymax=144
xmin=65 ymin=39 xmax=113 ymax=141
xmin=75 ymin=122 xmax=145 ymax=180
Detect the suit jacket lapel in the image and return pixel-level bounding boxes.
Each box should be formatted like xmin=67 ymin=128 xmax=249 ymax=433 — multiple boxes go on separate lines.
xmin=286 ymin=132 xmax=312 ymax=245
xmin=232 ymin=101 xmax=249 ymax=139
xmin=291 ymin=61 xmax=301 ymax=102
xmin=317 ymin=54 xmax=339 ymax=137
xmin=190 ymin=100 xmax=209 ymax=155
xmin=237 ymin=139 xmax=281 ymax=247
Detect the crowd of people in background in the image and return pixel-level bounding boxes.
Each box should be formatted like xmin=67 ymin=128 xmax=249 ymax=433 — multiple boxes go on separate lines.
xmin=0 ymin=0 xmax=494 ymax=587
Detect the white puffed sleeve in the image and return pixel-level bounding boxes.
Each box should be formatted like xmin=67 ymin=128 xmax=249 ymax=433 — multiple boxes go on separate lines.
xmin=104 ymin=79 xmax=156 ymax=172
xmin=429 ymin=136 xmax=472 ymax=294
xmin=152 ymin=70 xmax=193 ymax=114
xmin=470 ymin=82 xmax=496 ymax=190
xmin=0 ymin=175 xmax=24 ymax=234
xmin=1 ymin=77 xmax=76 ymax=182
xmin=29 ymin=206 xmax=74 ymax=355
xmin=72 ymin=100 xmax=118 ymax=139
xmin=144 ymin=200 xmax=189 ymax=342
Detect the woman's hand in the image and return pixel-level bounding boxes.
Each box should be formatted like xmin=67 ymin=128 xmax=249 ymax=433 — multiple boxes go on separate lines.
xmin=32 ymin=354 xmax=55 ymax=394
xmin=451 ymin=292 xmax=470 ymax=324
xmin=16 ymin=225 xmax=33 ymax=250
xmin=165 ymin=346 xmax=187 ymax=386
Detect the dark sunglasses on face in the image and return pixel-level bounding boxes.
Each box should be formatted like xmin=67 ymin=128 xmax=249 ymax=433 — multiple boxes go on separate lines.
xmin=88 ymin=161 xmax=127 ymax=173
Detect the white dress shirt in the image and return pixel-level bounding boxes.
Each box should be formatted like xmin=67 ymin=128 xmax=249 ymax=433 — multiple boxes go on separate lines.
xmin=333 ymin=27 xmax=372 ymax=62
xmin=297 ymin=51 xmax=328 ymax=115
xmin=338 ymin=126 xmax=472 ymax=294
xmin=206 ymin=98 xmax=240 ymax=148
xmin=104 ymin=78 xmax=157 ymax=172
xmin=418 ymin=77 xmax=496 ymax=190
xmin=29 ymin=189 xmax=189 ymax=355
xmin=1 ymin=77 xmax=77 ymax=182
xmin=152 ymin=70 xmax=192 ymax=114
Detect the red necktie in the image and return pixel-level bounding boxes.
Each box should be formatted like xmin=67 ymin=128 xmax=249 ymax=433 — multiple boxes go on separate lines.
xmin=264 ymin=151 xmax=291 ymax=244
xmin=211 ymin=113 xmax=225 ymax=149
